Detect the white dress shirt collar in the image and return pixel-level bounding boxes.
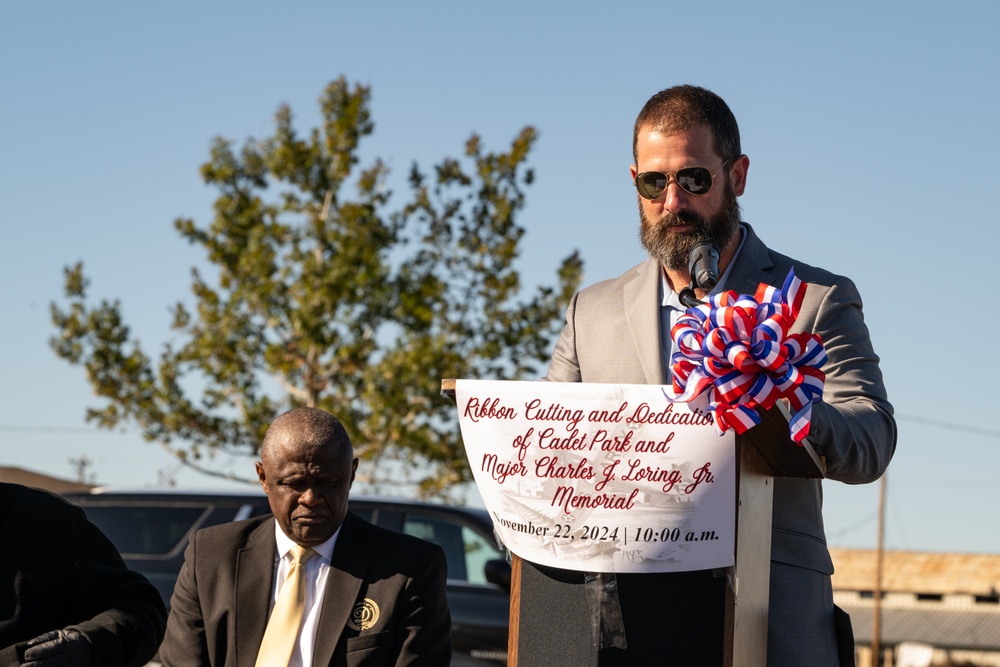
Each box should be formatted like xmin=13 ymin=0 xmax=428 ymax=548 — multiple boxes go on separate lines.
xmin=269 ymin=520 xmax=342 ymax=667
xmin=273 ymin=520 xmax=339 ymax=563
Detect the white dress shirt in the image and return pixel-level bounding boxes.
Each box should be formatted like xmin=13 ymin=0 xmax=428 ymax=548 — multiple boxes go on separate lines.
xmin=269 ymin=523 xmax=341 ymax=667
xmin=659 ymin=225 xmax=748 ymax=379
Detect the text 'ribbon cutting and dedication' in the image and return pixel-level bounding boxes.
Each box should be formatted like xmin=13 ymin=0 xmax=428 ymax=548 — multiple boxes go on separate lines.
xmin=456 ymin=380 xmax=737 ymax=574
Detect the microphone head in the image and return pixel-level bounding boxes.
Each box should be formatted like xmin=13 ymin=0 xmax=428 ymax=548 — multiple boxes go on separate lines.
xmin=688 ymin=241 xmax=720 ymax=290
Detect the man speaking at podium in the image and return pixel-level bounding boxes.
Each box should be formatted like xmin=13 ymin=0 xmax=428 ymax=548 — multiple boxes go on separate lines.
xmin=543 ymin=85 xmax=895 ymax=666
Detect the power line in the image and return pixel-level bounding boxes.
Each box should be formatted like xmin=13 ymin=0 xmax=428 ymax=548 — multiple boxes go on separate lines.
xmin=895 ymin=414 xmax=1000 ymax=438
xmin=828 ymin=510 xmax=878 ymax=541
xmin=0 ymin=425 xmax=126 ymax=435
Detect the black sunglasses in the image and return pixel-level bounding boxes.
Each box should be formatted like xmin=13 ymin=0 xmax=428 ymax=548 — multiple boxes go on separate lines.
xmin=634 ymin=161 xmax=729 ymax=200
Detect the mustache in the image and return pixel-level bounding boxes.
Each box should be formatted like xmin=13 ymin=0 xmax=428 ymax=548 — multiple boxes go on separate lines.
xmin=656 ymin=209 xmax=708 ymax=232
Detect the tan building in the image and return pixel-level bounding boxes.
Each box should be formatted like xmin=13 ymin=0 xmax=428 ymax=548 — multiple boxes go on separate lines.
xmin=0 ymin=465 xmax=96 ymax=494
xmin=832 ymin=548 xmax=1000 ymax=667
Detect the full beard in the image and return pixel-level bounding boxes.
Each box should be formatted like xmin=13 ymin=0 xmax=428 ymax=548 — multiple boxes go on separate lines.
xmin=638 ymin=181 xmax=742 ymax=271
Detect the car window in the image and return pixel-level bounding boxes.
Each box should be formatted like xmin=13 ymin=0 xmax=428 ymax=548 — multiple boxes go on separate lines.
xmin=79 ymin=505 xmax=210 ymax=557
xmin=458 ymin=524 xmax=502 ymax=585
xmin=351 ymin=508 xmax=374 ymax=524
xmin=401 ymin=512 xmax=502 ymax=585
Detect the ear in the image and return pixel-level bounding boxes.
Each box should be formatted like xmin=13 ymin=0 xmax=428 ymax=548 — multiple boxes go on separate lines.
xmin=729 ymin=154 xmax=750 ymax=196
xmin=349 ymin=458 xmax=359 ymax=488
xmin=255 ymin=461 xmax=268 ymax=493
xmin=629 ymin=163 xmax=638 ymax=182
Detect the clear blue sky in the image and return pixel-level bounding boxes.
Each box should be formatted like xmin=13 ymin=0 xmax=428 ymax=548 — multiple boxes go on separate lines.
xmin=2 ymin=1 xmax=998 ymax=554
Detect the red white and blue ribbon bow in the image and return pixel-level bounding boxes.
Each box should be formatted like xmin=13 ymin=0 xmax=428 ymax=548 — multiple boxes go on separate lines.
xmin=668 ymin=269 xmax=826 ymax=443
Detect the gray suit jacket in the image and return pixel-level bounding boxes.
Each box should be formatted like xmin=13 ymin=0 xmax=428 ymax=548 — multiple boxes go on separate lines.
xmin=544 ymin=223 xmax=896 ymax=576
xmin=157 ymin=512 xmax=451 ymax=667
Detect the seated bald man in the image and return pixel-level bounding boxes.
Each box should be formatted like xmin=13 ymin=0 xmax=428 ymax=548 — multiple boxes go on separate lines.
xmin=158 ymin=407 xmax=452 ymax=667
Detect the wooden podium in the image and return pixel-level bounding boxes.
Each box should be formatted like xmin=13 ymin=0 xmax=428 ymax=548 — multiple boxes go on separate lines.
xmin=442 ymin=379 xmax=825 ymax=667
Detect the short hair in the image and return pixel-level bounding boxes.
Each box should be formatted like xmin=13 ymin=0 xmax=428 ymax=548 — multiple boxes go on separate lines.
xmin=261 ymin=407 xmax=352 ymax=458
xmin=632 ymin=85 xmax=742 ymax=163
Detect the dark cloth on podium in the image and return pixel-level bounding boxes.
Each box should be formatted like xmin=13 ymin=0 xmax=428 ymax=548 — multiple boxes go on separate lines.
xmin=598 ymin=571 xmax=725 ymax=666
xmin=517 ymin=564 xmax=724 ymax=666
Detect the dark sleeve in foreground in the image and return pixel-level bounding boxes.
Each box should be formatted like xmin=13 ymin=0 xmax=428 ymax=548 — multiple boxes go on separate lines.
xmin=0 ymin=485 xmax=167 ymax=667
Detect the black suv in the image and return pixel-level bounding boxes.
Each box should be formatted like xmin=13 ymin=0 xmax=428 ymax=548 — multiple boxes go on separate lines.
xmin=63 ymin=489 xmax=510 ymax=666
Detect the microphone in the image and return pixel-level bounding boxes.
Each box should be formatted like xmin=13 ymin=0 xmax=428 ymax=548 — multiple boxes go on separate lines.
xmin=688 ymin=241 xmax=720 ymax=290
xmin=678 ymin=241 xmax=721 ymax=308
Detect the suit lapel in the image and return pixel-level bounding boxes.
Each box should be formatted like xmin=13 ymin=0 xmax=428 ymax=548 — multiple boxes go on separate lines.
xmin=312 ymin=514 xmax=366 ymax=667
xmin=623 ymin=258 xmax=667 ymax=385
xmin=235 ymin=519 xmax=277 ymax=667
xmin=625 ymin=225 xmax=774 ymax=386
xmin=726 ymin=223 xmax=777 ymax=296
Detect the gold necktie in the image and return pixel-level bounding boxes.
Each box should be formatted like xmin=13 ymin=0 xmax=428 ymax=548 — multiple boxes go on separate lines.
xmin=255 ymin=545 xmax=315 ymax=667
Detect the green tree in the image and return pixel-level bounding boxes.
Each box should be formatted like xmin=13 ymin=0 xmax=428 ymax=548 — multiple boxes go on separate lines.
xmin=50 ymin=77 xmax=582 ymax=497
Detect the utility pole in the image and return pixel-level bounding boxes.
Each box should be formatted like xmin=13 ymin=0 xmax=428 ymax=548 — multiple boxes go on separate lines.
xmin=68 ymin=454 xmax=95 ymax=485
xmin=872 ymin=473 xmax=886 ymax=666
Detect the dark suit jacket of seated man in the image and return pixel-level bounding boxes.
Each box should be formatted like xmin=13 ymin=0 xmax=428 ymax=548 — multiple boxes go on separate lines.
xmin=157 ymin=407 xmax=452 ymax=667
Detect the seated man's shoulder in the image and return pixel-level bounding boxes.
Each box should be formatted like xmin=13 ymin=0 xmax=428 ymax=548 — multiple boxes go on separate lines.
xmin=0 ymin=483 xmax=85 ymax=537
xmin=1 ymin=482 xmax=76 ymax=512
xmin=191 ymin=514 xmax=273 ymax=548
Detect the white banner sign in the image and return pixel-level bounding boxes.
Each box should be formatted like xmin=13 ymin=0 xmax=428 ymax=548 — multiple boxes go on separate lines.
xmin=456 ymin=380 xmax=736 ymax=574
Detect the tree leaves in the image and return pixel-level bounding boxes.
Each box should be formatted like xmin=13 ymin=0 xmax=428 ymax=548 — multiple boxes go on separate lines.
xmin=50 ymin=76 xmax=582 ymax=497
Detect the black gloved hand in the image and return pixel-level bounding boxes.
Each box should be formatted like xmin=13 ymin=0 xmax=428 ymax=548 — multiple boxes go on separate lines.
xmin=20 ymin=629 xmax=91 ymax=667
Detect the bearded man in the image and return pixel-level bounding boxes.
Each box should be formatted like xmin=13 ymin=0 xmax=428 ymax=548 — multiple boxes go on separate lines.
xmin=542 ymin=85 xmax=895 ymax=666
